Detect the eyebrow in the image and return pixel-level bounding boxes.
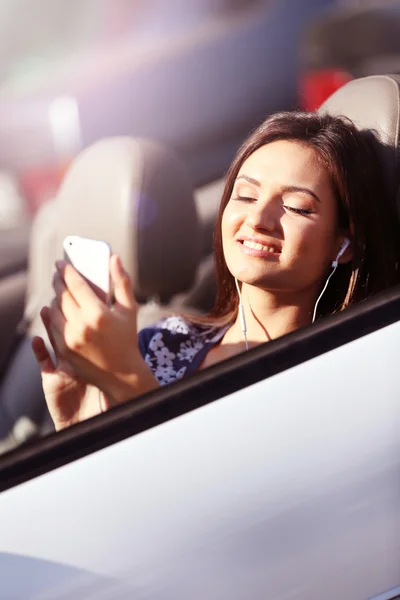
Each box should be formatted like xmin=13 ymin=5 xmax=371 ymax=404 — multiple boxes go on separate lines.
xmin=235 ymin=175 xmax=261 ymax=187
xmin=235 ymin=176 xmax=321 ymax=203
xmin=282 ymin=185 xmax=321 ymax=203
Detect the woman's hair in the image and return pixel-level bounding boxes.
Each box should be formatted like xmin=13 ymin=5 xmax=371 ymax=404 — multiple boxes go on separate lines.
xmin=205 ymin=111 xmax=399 ymax=325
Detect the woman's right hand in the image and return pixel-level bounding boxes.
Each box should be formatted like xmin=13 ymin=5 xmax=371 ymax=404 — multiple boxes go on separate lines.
xmin=32 ymin=306 xmax=103 ymax=430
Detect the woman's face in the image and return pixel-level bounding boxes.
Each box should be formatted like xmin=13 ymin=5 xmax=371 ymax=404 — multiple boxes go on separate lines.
xmin=221 ymin=140 xmax=346 ymax=296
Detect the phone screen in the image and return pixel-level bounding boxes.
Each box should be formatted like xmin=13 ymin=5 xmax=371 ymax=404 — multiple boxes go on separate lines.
xmin=63 ymin=235 xmax=111 ymax=303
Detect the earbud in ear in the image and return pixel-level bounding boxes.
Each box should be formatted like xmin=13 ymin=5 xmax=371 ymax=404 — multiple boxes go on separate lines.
xmin=332 ymin=237 xmax=350 ymax=268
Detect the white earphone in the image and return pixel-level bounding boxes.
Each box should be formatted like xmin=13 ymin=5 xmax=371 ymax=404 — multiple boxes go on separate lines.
xmin=236 ymin=236 xmax=351 ymax=346
xmin=235 ymin=277 xmax=249 ymax=351
xmin=332 ymin=237 xmax=350 ymax=268
xmin=313 ymin=236 xmax=351 ymax=322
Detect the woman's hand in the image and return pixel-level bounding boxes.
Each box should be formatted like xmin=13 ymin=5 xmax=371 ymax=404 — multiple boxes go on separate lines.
xmin=32 ymin=307 xmax=102 ymax=431
xmin=46 ymin=255 xmax=158 ymax=404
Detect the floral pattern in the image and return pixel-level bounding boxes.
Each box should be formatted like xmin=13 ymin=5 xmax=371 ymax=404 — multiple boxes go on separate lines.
xmin=177 ymin=337 xmax=202 ymax=361
xmin=162 ymin=316 xmax=191 ymax=335
xmin=148 ymin=332 xmax=164 ymax=352
xmin=154 ymin=346 xmax=175 ymax=367
xmin=139 ymin=316 xmax=228 ymax=386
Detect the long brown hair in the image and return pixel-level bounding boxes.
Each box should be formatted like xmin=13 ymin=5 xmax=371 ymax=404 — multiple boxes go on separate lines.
xmin=204 ymin=111 xmax=399 ymax=325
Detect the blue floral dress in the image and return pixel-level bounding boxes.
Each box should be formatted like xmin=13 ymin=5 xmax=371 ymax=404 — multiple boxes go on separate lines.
xmin=138 ymin=316 xmax=229 ymax=385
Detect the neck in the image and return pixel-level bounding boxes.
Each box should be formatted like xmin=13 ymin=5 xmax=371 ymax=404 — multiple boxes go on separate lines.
xmin=225 ymin=283 xmax=316 ymax=347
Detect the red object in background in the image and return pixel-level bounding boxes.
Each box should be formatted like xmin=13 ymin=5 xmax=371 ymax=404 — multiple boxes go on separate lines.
xmin=300 ymin=68 xmax=354 ymax=111
xmin=18 ymin=161 xmax=71 ymax=215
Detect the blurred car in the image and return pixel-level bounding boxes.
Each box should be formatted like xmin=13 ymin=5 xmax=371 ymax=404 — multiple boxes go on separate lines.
xmin=299 ymin=0 xmax=400 ymax=110
xmin=0 ymin=0 xmax=335 ymax=215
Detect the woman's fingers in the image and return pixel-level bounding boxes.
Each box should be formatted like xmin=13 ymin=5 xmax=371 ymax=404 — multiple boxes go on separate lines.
xmin=110 ymin=255 xmax=135 ymax=310
xmin=31 ymin=336 xmax=55 ymax=374
xmin=42 ymin=301 xmax=75 ymax=364
xmin=53 ymin=272 xmax=81 ymax=322
xmin=56 ymin=261 xmax=103 ymax=310
xmin=49 ymin=298 xmax=69 ymax=340
xmin=41 ymin=305 xmax=61 ymax=358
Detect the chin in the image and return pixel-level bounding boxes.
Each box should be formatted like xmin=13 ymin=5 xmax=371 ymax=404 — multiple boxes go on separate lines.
xmin=231 ymin=264 xmax=278 ymax=284
xmin=233 ymin=269 xmax=296 ymax=292
xmin=232 ymin=273 xmax=273 ymax=288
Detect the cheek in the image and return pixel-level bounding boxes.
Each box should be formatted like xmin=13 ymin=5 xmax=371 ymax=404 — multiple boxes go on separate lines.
xmin=284 ymin=219 xmax=335 ymax=267
xmin=221 ymin=205 xmax=243 ymax=242
xmin=284 ymin=219 xmax=314 ymax=253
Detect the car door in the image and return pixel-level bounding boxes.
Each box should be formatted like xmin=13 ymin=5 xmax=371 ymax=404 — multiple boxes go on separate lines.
xmin=0 ymin=285 xmax=399 ymax=599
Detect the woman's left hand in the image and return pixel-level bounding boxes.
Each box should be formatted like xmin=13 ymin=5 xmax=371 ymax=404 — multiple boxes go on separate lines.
xmin=47 ymin=255 xmax=157 ymax=405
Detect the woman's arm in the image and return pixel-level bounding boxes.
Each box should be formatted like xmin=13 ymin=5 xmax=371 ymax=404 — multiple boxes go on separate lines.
xmin=46 ymin=254 xmax=159 ymax=406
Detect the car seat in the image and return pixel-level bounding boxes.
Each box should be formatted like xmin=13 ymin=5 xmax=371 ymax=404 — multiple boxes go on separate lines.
xmin=319 ymin=74 xmax=400 ymax=216
xmin=0 ymin=137 xmax=201 ymax=454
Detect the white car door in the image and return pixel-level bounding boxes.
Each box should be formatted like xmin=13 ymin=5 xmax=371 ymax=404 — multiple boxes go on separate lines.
xmin=0 ymin=287 xmax=399 ymax=599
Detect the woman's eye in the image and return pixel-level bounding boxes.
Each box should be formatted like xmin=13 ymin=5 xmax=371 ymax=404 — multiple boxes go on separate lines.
xmin=284 ymin=205 xmax=314 ymax=216
xmin=232 ymin=195 xmax=257 ymax=203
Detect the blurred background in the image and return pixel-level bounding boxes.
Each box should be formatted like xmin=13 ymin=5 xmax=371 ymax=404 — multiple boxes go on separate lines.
xmin=1 ymin=0 xmax=400 ymax=452
xmin=1 ymin=0 xmax=399 ymax=222
xmin=0 ymin=0 xmax=332 ymax=219
xmin=2 ymin=0 xmax=399 ymax=221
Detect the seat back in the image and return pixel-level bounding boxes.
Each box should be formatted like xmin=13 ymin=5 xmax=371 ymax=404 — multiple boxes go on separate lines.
xmin=27 ymin=137 xmax=202 ymax=338
xmin=0 ymin=137 xmax=201 ymax=453
xmin=319 ymin=74 xmax=400 ymax=215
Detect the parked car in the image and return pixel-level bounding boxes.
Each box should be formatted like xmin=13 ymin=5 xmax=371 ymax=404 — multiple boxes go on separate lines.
xmin=299 ymin=0 xmax=400 ymax=110
xmin=0 ymin=0 xmax=335 ymax=215
xmin=0 ymin=74 xmax=399 ymax=599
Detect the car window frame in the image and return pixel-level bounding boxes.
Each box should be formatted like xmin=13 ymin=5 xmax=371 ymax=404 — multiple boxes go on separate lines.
xmin=1 ymin=283 xmax=400 ymax=494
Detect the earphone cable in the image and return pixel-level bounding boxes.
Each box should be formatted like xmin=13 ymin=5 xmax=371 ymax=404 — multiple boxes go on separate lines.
xmin=312 ymin=264 xmax=338 ymax=323
xmin=235 ymin=277 xmax=249 ymax=351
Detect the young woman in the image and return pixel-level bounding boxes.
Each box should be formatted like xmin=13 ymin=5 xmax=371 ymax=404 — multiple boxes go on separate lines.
xmin=32 ymin=111 xmax=399 ymax=430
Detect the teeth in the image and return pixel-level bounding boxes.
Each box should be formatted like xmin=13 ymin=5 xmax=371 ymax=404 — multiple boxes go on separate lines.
xmin=242 ymin=240 xmax=278 ymax=253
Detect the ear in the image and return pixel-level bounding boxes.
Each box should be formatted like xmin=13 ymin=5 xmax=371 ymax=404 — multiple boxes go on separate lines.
xmin=333 ymin=234 xmax=353 ymax=266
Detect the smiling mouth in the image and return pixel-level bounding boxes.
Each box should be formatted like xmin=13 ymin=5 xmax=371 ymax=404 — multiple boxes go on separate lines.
xmin=241 ymin=240 xmax=281 ymax=254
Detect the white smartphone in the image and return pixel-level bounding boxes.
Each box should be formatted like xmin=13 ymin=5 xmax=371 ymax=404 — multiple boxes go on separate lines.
xmin=63 ymin=235 xmax=112 ymax=303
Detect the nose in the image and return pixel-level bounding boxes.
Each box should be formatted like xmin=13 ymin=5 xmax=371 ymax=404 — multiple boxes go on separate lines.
xmin=246 ymin=195 xmax=279 ymax=233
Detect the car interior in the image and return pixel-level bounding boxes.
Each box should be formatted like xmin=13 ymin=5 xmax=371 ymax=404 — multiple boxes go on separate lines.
xmin=0 ymin=72 xmax=399 ymax=456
